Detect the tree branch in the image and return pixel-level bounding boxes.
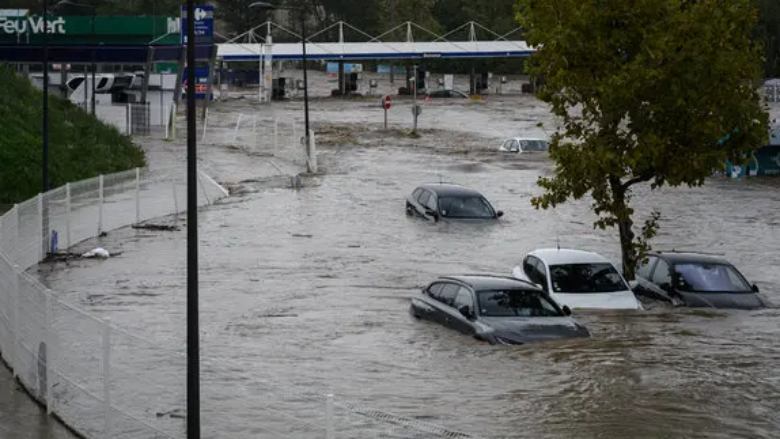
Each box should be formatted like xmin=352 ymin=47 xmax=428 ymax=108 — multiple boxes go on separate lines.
xmin=622 ymin=171 xmax=654 ymax=190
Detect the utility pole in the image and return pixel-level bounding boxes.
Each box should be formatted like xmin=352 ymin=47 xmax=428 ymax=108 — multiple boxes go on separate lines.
xmin=389 ymin=0 xmax=396 ymax=85
xmin=412 ymin=63 xmax=418 ymax=132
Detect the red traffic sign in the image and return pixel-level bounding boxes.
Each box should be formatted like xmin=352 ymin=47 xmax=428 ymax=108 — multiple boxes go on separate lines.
xmin=381 ymin=95 xmax=392 ymax=110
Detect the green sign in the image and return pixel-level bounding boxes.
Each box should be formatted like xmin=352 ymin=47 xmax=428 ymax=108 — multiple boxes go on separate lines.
xmin=0 ymin=14 xmax=181 ymax=45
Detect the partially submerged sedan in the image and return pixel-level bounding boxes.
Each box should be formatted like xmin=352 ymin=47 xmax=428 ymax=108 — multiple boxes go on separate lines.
xmin=512 ymin=248 xmax=643 ymax=310
xmin=405 ymin=183 xmax=503 ymax=222
xmin=633 ymin=251 xmax=770 ymax=309
xmin=410 ymin=274 xmax=591 ymax=345
xmin=498 ymin=137 xmax=549 ymax=154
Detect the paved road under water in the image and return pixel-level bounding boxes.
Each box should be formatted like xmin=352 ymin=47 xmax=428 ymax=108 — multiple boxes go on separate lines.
xmin=37 ymin=94 xmax=780 ymax=439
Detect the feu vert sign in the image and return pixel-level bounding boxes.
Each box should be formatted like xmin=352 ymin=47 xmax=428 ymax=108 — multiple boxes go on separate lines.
xmin=0 ymin=10 xmax=182 ymax=45
xmin=0 ymin=13 xmax=66 ymax=35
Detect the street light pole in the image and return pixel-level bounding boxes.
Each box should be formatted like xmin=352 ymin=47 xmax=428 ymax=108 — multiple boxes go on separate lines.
xmin=299 ymin=8 xmax=311 ymax=174
xmin=184 ymin=0 xmax=201 ymax=437
xmin=42 ymin=1 xmax=50 ymax=195
xmin=90 ymin=11 xmax=96 ymax=115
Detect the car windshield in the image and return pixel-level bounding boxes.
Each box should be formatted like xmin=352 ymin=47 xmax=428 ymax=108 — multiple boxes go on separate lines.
xmin=549 ymin=263 xmax=629 ymax=293
xmin=523 ymin=140 xmax=549 ymax=151
xmin=673 ymin=263 xmax=752 ymax=293
xmin=477 ymin=290 xmax=563 ymax=317
xmin=439 ymin=196 xmax=495 ymax=219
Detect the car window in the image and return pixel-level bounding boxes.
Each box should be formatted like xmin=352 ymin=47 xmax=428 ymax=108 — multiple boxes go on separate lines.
xmin=426 ymin=282 xmax=444 ymax=299
xmin=477 ymin=289 xmax=563 ymax=317
xmin=452 ymin=287 xmax=474 ymax=310
xmin=439 ymin=196 xmax=495 ymax=219
xmin=549 ymin=263 xmax=629 ymax=293
xmin=636 ymin=255 xmax=657 ymax=279
xmin=511 ymin=140 xmax=520 ymax=152
xmin=673 ymin=263 xmax=752 ymax=293
xmin=524 ymin=140 xmax=548 ymax=151
xmin=519 ymin=140 xmax=529 ymax=151
xmin=534 ymin=259 xmax=549 ymax=292
xmin=412 ymin=188 xmax=423 ymax=201
xmin=651 ymin=259 xmax=672 ymax=286
xmin=424 ymin=192 xmax=437 ymax=210
xmin=503 ymin=140 xmax=513 ymax=150
xmin=438 ymin=283 xmax=459 ymax=307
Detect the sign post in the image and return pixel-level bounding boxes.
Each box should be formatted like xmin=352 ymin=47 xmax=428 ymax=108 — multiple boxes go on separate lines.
xmin=381 ymin=94 xmax=391 ymax=129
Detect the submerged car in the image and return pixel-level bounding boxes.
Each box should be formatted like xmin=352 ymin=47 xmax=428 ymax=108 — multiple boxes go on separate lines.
xmin=498 ymin=137 xmax=549 ymax=154
xmin=511 ymin=248 xmax=643 ymax=310
xmin=409 ymin=274 xmax=591 ymax=345
xmin=427 ymin=89 xmax=469 ymax=98
xmin=632 ymin=251 xmax=770 ymax=309
xmin=405 ymin=183 xmax=503 ymax=221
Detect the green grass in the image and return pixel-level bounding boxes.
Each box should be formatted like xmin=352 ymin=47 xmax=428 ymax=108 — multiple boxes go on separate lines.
xmin=0 ymin=64 xmax=147 ymax=205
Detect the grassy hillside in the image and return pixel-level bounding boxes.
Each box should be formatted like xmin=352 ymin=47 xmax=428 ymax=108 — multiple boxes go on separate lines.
xmin=0 ymin=64 xmax=146 ymax=205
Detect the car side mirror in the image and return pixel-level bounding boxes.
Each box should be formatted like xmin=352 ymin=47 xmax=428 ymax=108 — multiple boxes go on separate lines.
xmin=458 ymin=305 xmax=473 ymax=319
xmin=534 ymin=283 xmax=544 ymax=291
xmin=562 ymin=305 xmax=572 ymax=316
xmin=496 ymin=210 xmax=504 ymax=218
xmin=752 ymin=284 xmax=760 ymax=293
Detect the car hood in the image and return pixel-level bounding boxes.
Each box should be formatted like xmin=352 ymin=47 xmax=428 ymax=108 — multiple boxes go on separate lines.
xmin=550 ymin=290 xmax=643 ymax=310
xmin=477 ymin=317 xmax=590 ymax=344
xmin=676 ymin=291 xmax=769 ymax=310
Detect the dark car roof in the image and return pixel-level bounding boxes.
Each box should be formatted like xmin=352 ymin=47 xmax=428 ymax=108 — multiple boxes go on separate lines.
xmin=438 ymin=274 xmax=540 ymax=291
xmin=649 ymin=252 xmax=732 ymax=265
xmin=417 ymin=183 xmax=484 ymax=198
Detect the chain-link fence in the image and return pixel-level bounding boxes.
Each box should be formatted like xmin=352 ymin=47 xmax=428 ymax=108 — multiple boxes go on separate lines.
xmin=0 ymin=166 xmax=228 ymax=439
xmin=0 ymin=165 xmax=491 ymax=439
xmin=200 ymin=111 xmax=316 ymax=173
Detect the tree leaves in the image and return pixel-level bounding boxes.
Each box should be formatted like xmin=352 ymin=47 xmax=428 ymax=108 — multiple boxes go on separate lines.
xmin=519 ymin=0 xmax=769 ymax=279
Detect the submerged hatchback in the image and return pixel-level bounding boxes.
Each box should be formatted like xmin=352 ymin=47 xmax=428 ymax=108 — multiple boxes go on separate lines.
xmin=410 ymin=274 xmax=591 ymax=345
xmin=405 ymin=183 xmax=503 ymax=222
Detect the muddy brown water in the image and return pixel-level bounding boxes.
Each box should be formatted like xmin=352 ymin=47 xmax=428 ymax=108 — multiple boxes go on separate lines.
xmin=35 ymin=90 xmax=780 ymax=439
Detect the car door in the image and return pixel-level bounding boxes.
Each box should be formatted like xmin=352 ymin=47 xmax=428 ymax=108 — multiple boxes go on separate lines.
xmin=413 ymin=282 xmax=445 ymax=322
xmin=645 ymin=258 xmax=676 ymax=302
xmin=448 ymin=286 xmax=477 ymax=335
xmin=431 ymin=283 xmax=460 ymax=326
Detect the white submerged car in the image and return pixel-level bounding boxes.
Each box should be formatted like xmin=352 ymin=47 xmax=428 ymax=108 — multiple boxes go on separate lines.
xmin=511 ymin=248 xmax=643 ymax=310
xmin=498 ymin=137 xmax=549 ymax=154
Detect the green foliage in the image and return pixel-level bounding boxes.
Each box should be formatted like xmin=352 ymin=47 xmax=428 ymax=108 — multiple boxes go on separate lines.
xmin=518 ymin=0 xmax=769 ymax=279
xmin=0 ymin=65 xmax=146 ymax=205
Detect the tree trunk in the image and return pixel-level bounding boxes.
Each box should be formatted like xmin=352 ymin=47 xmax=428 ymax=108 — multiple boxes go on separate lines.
xmin=610 ymin=178 xmax=638 ymax=280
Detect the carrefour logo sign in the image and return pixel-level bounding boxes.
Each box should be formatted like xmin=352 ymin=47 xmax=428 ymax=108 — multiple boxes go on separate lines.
xmin=0 ymin=15 xmax=67 ymax=35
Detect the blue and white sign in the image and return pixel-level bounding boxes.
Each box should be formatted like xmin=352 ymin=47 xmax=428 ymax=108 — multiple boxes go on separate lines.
xmin=180 ymin=5 xmax=214 ymax=45
xmin=182 ymin=66 xmax=213 ymax=100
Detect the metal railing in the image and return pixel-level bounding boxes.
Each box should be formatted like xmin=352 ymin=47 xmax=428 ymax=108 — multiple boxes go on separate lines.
xmin=0 ymin=165 xmax=489 ymax=439
xmin=0 ymin=166 xmax=228 ymax=439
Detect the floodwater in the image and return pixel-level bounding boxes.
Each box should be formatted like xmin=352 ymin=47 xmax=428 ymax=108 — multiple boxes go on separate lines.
xmin=35 ymin=74 xmax=780 ymax=439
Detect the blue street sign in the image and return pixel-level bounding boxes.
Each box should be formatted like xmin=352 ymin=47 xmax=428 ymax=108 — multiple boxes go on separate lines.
xmin=182 ymin=66 xmax=213 ymax=100
xmin=180 ymin=5 xmax=214 ymax=45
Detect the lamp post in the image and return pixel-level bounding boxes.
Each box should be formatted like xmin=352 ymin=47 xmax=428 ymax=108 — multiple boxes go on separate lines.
xmin=53 ymin=0 xmax=97 ymax=115
xmin=183 ymin=0 xmax=200 ymax=437
xmin=42 ymin=1 xmax=50 ymax=196
xmin=249 ymin=1 xmax=312 ymax=173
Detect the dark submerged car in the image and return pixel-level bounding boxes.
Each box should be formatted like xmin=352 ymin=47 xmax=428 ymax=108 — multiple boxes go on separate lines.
xmin=426 ymin=89 xmax=470 ymax=98
xmin=632 ymin=252 xmax=770 ymax=310
xmin=410 ymin=275 xmax=591 ymax=345
xmin=405 ymin=184 xmax=503 ymax=221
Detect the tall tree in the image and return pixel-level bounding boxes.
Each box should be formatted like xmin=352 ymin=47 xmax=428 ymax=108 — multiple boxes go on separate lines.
xmin=517 ymin=0 xmax=768 ymax=279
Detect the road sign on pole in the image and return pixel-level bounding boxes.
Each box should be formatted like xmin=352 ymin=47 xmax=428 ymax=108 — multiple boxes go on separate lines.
xmin=180 ymin=5 xmax=214 ymax=45
xmin=381 ymin=95 xmax=392 ymax=129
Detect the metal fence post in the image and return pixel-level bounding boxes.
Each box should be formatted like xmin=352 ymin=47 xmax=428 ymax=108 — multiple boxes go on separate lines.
xmin=37 ymin=194 xmax=43 ymax=261
xmin=252 ymin=116 xmax=258 ymax=153
xmin=98 ymin=175 xmax=104 ymax=235
xmin=12 ymin=204 xmax=19 ymax=264
xmin=102 ymin=318 xmax=112 ymax=437
xmin=274 ymin=117 xmax=278 ymax=153
xmin=65 ymin=183 xmax=71 ymax=250
xmin=201 ymin=107 xmax=209 ymax=143
xmin=45 ymin=291 xmax=53 ymax=414
xmin=233 ymin=113 xmax=244 ymax=143
xmin=11 ymin=266 xmax=19 ymax=378
xmin=135 ymin=168 xmax=141 ymax=224
xmin=326 ymin=394 xmax=334 ymax=439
